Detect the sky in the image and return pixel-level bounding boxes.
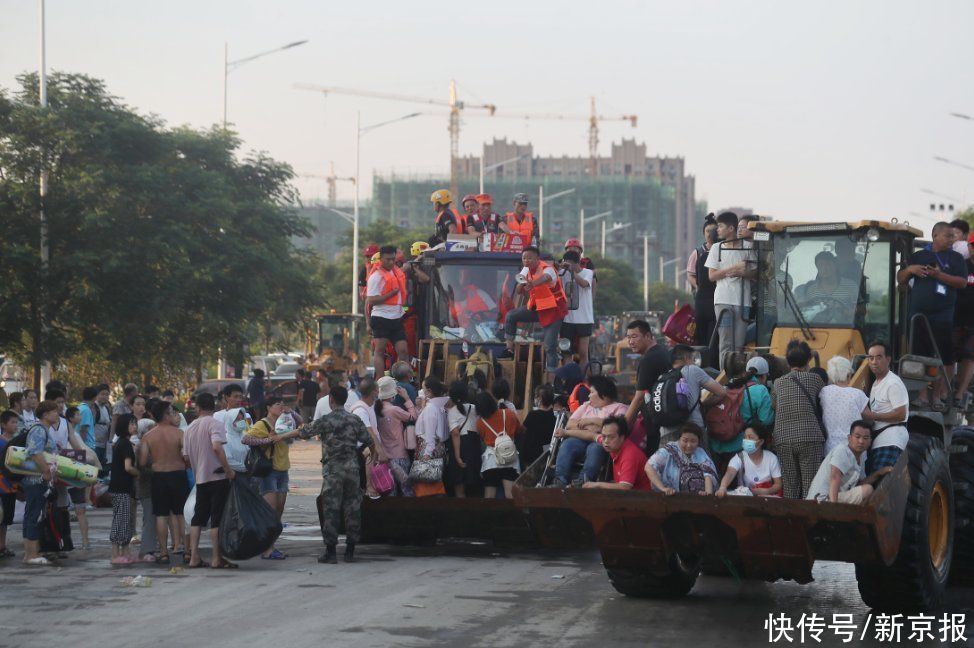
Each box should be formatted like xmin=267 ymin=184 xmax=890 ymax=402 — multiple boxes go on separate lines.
xmin=2 ymin=0 xmax=973 ymax=231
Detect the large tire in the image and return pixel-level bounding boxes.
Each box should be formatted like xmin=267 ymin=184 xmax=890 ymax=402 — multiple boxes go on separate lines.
xmin=855 ymin=434 xmax=954 ymax=611
xmin=949 ymin=427 xmax=974 ymax=584
xmin=607 ymin=553 xmax=700 ymax=598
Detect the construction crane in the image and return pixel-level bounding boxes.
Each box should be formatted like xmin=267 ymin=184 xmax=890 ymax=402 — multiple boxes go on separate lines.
xmin=294 ymin=80 xmax=496 ymax=199
xmin=298 ymin=162 xmax=356 ymax=205
xmin=489 ymin=97 xmax=637 ymax=176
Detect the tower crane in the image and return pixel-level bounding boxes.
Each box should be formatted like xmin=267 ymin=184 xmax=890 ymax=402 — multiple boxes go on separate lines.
xmin=294 ymin=80 xmax=496 ymax=199
xmin=298 ymin=162 xmax=356 ymax=205
xmin=488 ymin=97 xmax=637 ymax=175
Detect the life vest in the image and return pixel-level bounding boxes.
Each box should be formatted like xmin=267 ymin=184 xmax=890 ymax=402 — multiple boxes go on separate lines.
xmin=504 ymin=212 xmax=535 ymax=240
xmin=456 ymin=285 xmax=491 ymax=328
xmin=375 ymin=265 xmax=407 ymax=307
xmin=436 ymin=209 xmax=464 ymax=236
xmin=568 ymin=381 xmax=590 ymax=413
xmin=526 ymin=261 xmax=568 ymax=327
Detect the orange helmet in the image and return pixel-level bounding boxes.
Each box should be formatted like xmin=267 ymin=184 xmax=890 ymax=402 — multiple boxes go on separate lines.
xmin=476 ymin=193 xmax=493 ymax=205
xmin=564 ymin=238 xmax=582 ymax=251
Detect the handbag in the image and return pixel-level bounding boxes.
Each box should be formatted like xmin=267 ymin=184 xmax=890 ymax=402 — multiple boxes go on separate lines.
xmin=369 ymin=463 xmax=395 ymax=495
xmin=403 ymin=424 xmax=417 ymax=451
xmin=244 ymin=419 xmax=274 ymax=478
xmin=409 ymin=456 xmax=444 ymax=483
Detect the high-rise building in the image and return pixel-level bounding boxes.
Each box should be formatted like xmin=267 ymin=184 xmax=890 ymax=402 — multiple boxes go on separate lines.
xmin=370 ymin=138 xmax=706 ymax=285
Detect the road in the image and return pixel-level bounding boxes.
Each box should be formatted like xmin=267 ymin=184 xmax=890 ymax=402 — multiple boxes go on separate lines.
xmin=1 ymin=441 xmax=972 ymax=648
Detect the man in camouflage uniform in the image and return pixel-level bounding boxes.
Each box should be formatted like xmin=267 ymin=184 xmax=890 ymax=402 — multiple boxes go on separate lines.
xmin=299 ymin=385 xmax=374 ymax=564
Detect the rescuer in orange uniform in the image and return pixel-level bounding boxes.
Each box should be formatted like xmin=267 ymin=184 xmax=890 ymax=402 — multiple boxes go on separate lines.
xmin=365 ymin=245 xmax=410 ymax=373
xmin=431 ymin=189 xmax=463 ymax=243
xmin=477 ymin=194 xmax=503 ymax=235
xmin=501 ymin=193 xmax=539 ymax=245
xmin=460 ymin=194 xmax=483 ymax=233
xmin=500 ymin=246 xmax=568 ymax=378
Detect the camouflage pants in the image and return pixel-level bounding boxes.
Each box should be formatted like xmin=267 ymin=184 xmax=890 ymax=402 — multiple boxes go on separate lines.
xmin=320 ymin=465 xmax=363 ymax=545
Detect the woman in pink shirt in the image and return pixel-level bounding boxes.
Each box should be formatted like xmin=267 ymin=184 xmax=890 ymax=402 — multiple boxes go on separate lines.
xmin=552 ymin=375 xmax=628 ymax=487
xmin=374 ymin=376 xmax=416 ymax=496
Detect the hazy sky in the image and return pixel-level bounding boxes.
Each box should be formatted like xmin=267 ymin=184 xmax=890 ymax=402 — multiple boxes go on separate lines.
xmin=2 ymin=0 xmax=972 ymax=231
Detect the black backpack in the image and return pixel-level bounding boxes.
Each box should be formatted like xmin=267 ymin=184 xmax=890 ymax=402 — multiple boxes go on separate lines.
xmin=645 ymin=368 xmax=698 ymax=427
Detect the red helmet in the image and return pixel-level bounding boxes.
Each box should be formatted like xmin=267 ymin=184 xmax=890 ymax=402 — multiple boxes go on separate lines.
xmin=564 ymin=238 xmax=583 ymax=251
xmin=461 ymin=194 xmax=478 ymax=206
xmin=363 ymin=243 xmax=379 ymax=257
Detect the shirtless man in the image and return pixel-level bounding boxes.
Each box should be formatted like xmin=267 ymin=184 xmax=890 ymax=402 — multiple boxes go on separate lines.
xmin=139 ymin=399 xmax=189 ymax=563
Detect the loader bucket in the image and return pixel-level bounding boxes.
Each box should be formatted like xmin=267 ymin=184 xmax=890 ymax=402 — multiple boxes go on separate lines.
xmin=513 ymin=449 xmax=910 ymax=584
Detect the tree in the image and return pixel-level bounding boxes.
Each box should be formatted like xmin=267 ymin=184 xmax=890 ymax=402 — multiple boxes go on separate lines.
xmin=0 ymin=72 xmax=321 ymax=387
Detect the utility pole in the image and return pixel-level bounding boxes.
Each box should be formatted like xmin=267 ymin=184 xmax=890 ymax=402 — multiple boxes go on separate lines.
xmin=643 ymin=235 xmax=649 ymax=311
xmin=449 ymin=79 xmax=460 ymax=200
xmin=37 ymin=0 xmax=50 ymax=394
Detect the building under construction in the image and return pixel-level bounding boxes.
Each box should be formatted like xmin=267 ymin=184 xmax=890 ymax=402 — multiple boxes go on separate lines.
xmin=371 ymin=138 xmax=706 ymax=284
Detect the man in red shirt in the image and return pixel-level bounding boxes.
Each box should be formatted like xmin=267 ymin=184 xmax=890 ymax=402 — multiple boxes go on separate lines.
xmin=582 ymin=416 xmax=652 ymax=491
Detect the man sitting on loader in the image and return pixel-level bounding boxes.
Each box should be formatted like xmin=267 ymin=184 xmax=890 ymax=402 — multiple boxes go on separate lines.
xmin=806 ymin=420 xmax=892 ymax=504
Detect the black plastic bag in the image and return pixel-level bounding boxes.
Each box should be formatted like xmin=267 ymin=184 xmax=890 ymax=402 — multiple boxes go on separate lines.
xmin=39 ymin=503 xmax=74 ymax=553
xmin=218 ymin=479 xmax=282 ymax=560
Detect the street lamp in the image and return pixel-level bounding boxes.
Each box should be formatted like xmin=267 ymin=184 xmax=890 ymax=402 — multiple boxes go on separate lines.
xmin=37 ymin=0 xmax=51 ymax=393
xmin=352 ymin=111 xmax=423 ymax=315
xmin=579 ymin=210 xmax=612 ymax=249
xmin=950 ymin=112 xmax=973 ymax=121
xmin=538 ymin=187 xmax=575 ymax=244
xmin=601 ymin=221 xmax=631 ymax=257
xmin=643 ymin=233 xmax=657 ymax=310
xmin=223 ymin=39 xmax=308 ymax=128
xmin=480 ymin=153 xmax=529 ymax=194
xmin=933 ymin=156 xmax=974 ymax=173
xmin=660 ymin=256 xmax=681 ymax=287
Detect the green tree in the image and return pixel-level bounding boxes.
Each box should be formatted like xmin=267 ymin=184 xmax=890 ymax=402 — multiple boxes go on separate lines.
xmin=0 ymin=72 xmax=321 ymax=387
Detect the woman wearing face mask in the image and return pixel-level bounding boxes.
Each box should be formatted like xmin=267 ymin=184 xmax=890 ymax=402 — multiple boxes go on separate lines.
xmin=715 ymin=427 xmax=782 ymax=497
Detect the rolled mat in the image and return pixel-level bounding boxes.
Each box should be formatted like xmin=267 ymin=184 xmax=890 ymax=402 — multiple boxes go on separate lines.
xmin=4 ymin=446 xmax=98 ymax=485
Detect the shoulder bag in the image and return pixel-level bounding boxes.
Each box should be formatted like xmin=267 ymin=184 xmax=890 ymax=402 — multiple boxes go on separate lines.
xmin=244 ymin=419 xmax=274 ymax=478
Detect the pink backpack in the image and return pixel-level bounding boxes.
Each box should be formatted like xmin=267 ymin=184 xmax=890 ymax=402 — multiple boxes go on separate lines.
xmin=369 ymin=463 xmax=395 ymax=495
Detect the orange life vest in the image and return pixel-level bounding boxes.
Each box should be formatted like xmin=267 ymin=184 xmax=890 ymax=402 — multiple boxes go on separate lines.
xmin=504 ymin=212 xmax=535 ymax=239
xmin=526 ymin=261 xmax=568 ymax=327
xmin=456 ymin=285 xmax=491 ymax=328
xmin=375 ymin=265 xmax=407 ymax=307
xmin=437 ymin=209 xmax=465 ymax=235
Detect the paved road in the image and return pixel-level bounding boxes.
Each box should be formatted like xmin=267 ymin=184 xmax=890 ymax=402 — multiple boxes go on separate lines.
xmin=1 ymin=441 xmax=971 ymax=648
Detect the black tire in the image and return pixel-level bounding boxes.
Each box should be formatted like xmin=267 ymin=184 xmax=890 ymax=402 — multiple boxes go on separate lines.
xmin=949 ymin=427 xmax=974 ymax=584
xmin=855 ymin=433 xmax=954 ymax=611
xmin=607 ymin=553 xmax=699 ymax=598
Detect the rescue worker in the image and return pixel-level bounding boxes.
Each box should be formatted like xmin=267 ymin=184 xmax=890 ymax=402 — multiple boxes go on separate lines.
xmin=564 ymin=238 xmax=596 ymax=272
xmin=501 ymin=246 xmax=568 ymax=379
xmin=461 ymin=194 xmax=483 ymax=232
xmin=365 ymin=245 xmax=410 ymax=373
xmin=402 ymin=241 xmax=431 ymax=359
xmin=501 ymin=193 xmax=539 ymax=245
xmin=298 ymin=385 xmax=374 ymax=564
xmin=477 ymin=194 xmax=503 ymax=235
xmin=431 ymin=189 xmax=462 ymax=243
xmin=451 ymin=272 xmax=497 ymax=330
xmin=359 ymin=243 xmax=380 ymax=304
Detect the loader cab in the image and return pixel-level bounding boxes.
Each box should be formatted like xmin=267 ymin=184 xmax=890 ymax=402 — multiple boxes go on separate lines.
xmin=749 ymin=220 xmax=921 ymax=367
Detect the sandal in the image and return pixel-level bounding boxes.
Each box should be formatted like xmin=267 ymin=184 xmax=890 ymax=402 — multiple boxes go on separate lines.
xmin=211 ymin=560 xmax=239 ymax=569
xmin=0 ymin=548 xmax=14 ymax=558
xmin=25 ymin=556 xmax=52 ymax=566
xmin=156 ymin=554 xmax=171 ymax=565
xmin=187 ymin=560 xmax=210 ymax=569
xmin=141 ymin=554 xmax=157 ymax=563
xmin=182 ymin=552 xmax=191 ymax=564
xmin=261 ymin=549 xmax=286 ymax=560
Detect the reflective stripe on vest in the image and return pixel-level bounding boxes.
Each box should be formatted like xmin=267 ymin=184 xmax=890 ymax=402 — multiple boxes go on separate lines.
xmin=504 ymin=212 xmax=535 ymax=238
xmin=527 ymin=261 xmax=567 ymax=312
xmin=377 ymin=266 xmax=407 ymax=307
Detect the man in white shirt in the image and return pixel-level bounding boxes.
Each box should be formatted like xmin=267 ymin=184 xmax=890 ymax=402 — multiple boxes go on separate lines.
xmin=365 ymin=245 xmax=410 ymax=374
xmin=705 ymin=211 xmax=756 ymax=370
xmin=806 ymin=420 xmax=891 ymax=503
xmin=863 ymin=341 xmax=910 ymax=475
xmin=559 ymin=250 xmax=595 ymax=369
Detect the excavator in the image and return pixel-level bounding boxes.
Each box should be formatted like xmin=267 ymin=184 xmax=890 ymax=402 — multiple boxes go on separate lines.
xmin=515 ymin=219 xmax=974 ymax=611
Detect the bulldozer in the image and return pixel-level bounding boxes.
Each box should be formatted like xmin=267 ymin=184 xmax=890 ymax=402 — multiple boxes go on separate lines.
xmin=305 ymin=311 xmax=368 ymax=375
xmin=514 ymin=218 xmax=974 ymax=611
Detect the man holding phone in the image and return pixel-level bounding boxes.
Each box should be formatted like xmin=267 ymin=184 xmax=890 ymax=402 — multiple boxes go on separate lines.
xmin=897 ymin=221 xmax=967 ymax=409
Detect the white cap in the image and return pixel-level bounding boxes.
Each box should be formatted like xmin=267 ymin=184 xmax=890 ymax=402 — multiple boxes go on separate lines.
xmin=377 ymin=376 xmax=398 ymax=400
xmin=746 ymin=356 xmax=770 ymax=376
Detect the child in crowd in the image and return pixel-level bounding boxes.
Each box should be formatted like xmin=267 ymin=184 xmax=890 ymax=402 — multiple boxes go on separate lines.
xmin=109 ymin=414 xmax=140 ymax=564
xmin=715 ymin=426 xmax=782 ymax=497
xmin=0 ymin=410 xmax=19 ymax=558
xmin=806 ymin=420 xmax=892 ymax=504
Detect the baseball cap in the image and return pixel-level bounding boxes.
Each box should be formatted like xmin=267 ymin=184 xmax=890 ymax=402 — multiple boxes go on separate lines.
xmin=745 ymin=356 xmax=770 ymax=376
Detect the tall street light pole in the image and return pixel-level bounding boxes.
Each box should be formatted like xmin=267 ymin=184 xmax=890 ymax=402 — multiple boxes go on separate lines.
xmin=602 ymin=222 xmax=631 ymax=257
xmin=38 ymin=0 xmax=50 ymax=392
xmin=579 ymin=210 xmax=611 ymax=250
xmin=480 ymin=153 xmax=527 ymax=194
xmin=223 ymin=39 xmax=308 ymax=128
xmin=352 ymin=111 xmax=422 ymax=315
xmin=538 ymin=187 xmax=575 ymax=244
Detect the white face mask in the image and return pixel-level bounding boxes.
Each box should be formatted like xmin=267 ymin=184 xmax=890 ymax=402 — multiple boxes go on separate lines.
xmin=233 ymin=420 xmax=247 ymax=433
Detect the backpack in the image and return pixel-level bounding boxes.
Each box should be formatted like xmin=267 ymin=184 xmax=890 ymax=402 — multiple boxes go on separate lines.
xmin=645 ymin=367 xmax=698 ymax=427
xmin=484 ymin=410 xmax=518 ymax=466
xmin=664 ymin=444 xmax=708 ymax=494
xmin=704 ymin=386 xmax=746 ymax=442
